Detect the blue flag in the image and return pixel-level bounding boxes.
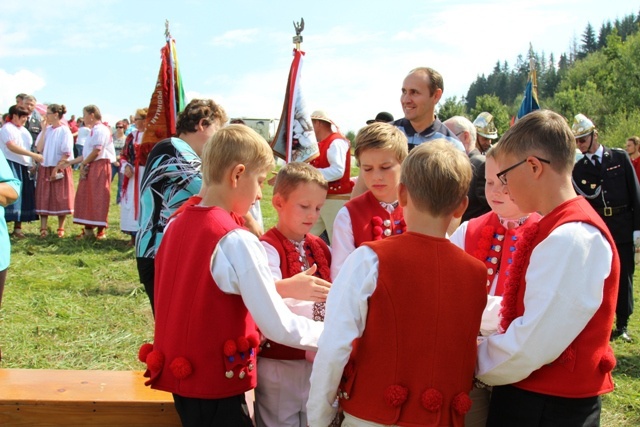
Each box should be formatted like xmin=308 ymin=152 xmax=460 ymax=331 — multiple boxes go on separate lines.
xmin=516 ymin=72 xmax=540 ymax=120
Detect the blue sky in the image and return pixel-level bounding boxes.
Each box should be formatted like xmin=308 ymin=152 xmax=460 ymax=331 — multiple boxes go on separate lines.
xmin=2 ymin=0 xmax=637 ymax=133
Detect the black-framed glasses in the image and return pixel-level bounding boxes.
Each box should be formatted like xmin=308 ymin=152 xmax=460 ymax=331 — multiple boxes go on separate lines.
xmin=496 ymin=156 xmax=551 ymax=185
xmin=116 ymin=126 xmax=124 ymax=129
xmin=576 ymin=133 xmax=593 ymax=144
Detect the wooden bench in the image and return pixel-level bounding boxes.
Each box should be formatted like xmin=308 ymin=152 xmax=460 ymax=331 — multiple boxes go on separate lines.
xmin=0 ymin=369 xmax=181 ymax=426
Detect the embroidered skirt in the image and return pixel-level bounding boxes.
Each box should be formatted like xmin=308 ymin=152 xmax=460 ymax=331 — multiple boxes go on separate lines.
xmin=73 ymin=159 xmax=111 ymax=227
xmin=4 ymin=160 xmax=37 ymax=222
xmin=35 ymin=166 xmax=75 ymax=216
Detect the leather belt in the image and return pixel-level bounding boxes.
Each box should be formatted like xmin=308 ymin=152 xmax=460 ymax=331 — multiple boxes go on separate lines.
xmin=596 ymin=205 xmax=629 ymax=217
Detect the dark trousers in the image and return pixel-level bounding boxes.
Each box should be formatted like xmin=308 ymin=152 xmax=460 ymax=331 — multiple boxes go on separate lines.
xmin=615 ymin=241 xmax=634 ymax=329
xmin=173 ymin=393 xmax=253 ymax=427
xmin=136 ymin=257 xmax=155 ymax=315
xmin=0 ymin=268 xmax=6 ymax=308
xmin=487 ymin=385 xmax=601 ymax=427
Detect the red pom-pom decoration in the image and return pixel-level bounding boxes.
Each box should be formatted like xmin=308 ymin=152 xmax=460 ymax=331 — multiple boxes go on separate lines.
xmin=420 ymin=388 xmax=443 ymax=412
xmin=138 ymin=343 xmax=154 ymax=363
xmin=146 ymin=350 xmax=165 ymax=373
xmin=599 ymin=351 xmax=617 ymax=373
xmin=223 ymin=339 xmax=237 ymax=357
xmin=373 ymin=226 xmax=383 ymax=238
xmin=384 ymin=384 xmax=409 ymax=408
xmin=372 ymin=217 xmax=383 ymax=226
xmin=170 ymin=357 xmax=193 ymax=380
xmin=237 ymin=336 xmax=250 ymax=353
xmin=247 ymin=334 xmax=260 ymax=348
xmin=452 ymin=392 xmax=472 ymax=415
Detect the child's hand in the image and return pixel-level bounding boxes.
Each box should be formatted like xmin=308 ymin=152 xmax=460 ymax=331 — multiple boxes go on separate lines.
xmin=275 ymin=264 xmax=331 ymax=302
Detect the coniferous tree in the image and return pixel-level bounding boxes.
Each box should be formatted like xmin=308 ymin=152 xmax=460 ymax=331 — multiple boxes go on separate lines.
xmin=579 ymin=22 xmax=597 ymax=58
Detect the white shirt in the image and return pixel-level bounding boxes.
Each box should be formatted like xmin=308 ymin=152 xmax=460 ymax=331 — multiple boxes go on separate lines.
xmin=76 ymin=126 xmax=90 ymax=146
xmin=0 ymin=122 xmax=33 ymax=166
xmin=211 ymin=228 xmax=323 ymax=351
xmin=83 ymin=123 xmax=116 ymax=161
xmin=41 ymin=125 xmax=73 ymax=167
xmin=308 ymin=245 xmax=379 ymax=427
xmin=318 ymin=137 xmax=350 ymax=182
xmin=476 ymin=222 xmax=612 ymax=385
xmin=330 ymin=206 xmax=356 ymax=280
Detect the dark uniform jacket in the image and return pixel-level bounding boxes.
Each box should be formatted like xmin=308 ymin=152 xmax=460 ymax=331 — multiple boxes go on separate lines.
xmin=572 ymin=146 xmax=640 ymax=244
xmin=462 ymin=148 xmax=490 ymax=222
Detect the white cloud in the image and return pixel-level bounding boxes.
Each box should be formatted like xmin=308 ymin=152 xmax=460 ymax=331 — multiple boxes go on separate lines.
xmin=0 ymin=69 xmax=46 ymax=110
xmin=211 ymin=29 xmax=259 ymax=47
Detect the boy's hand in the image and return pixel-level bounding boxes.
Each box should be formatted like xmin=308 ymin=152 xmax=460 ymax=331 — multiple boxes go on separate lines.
xmin=275 ymin=264 xmax=331 ymax=302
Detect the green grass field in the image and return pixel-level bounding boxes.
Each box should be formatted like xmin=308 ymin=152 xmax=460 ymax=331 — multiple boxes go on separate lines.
xmin=2 ymin=174 xmax=640 ymax=425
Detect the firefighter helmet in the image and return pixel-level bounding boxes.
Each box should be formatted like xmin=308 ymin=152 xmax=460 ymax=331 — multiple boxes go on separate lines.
xmin=473 ymin=112 xmax=498 ymax=139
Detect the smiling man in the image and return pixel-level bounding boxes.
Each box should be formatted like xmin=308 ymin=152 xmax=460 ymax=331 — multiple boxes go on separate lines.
xmin=393 ymin=67 xmax=464 ymax=152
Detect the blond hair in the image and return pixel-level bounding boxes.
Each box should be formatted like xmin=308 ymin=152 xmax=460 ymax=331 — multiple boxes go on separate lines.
xmin=400 ymin=140 xmax=471 ymax=216
xmin=354 ymin=122 xmax=408 ymax=164
xmin=273 ymin=162 xmax=328 ymax=199
xmin=201 ymin=124 xmax=275 ymax=185
xmin=494 ymin=110 xmax=574 ymax=174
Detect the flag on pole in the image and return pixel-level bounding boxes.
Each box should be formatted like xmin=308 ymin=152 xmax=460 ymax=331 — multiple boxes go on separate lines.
xmin=134 ymin=21 xmax=185 ymax=217
xmin=140 ymin=23 xmax=185 ymax=161
xmin=516 ymin=68 xmax=540 ymax=120
xmin=271 ymin=20 xmax=318 ymax=163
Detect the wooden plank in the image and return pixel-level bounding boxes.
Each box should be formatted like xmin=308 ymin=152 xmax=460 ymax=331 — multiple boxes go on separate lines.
xmin=0 ymin=369 xmax=181 ymax=426
xmin=0 ymin=370 xmax=170 ymax=403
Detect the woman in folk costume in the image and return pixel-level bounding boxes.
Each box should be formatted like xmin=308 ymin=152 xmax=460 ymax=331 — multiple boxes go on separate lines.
xmin=120 ymin=108 xmax=147 ymax=246
xmin=68 ymin=105 xmax=116 ymax=240
xmin=449 ymin=148 xmax=541 ymax=427
xmin=0 ymin=105 xmax=42 ymax=238
xmin=34 ymin=104 xmax=75 ymax=238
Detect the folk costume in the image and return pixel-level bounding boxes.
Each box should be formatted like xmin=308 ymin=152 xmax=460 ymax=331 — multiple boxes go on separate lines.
xmin=120 ymin=130 xmax=145 ymax=234
xmin=308 ymin=233 xmax=486 ymax=427
xmin=0 ymin=121 xmax=37 ymax=224
xmin=142 ymin=205 xmax=322 ymax=426
xmin=73 ymin=122 xmax=115 ymax=228
xmin=331 ymin=190 xmax=406 ymax=280
xmin=476 ymin=197 xmax=618 ymax=426
xmin=572 ymin=145 xmax=640 ymax=336
xmin=35 ymin=125 xmax=75 ymax=217
xmin=255 ymin=227 xmax=331 ymax=427
xmin=309 ymin=131 xmax=352 ymax=242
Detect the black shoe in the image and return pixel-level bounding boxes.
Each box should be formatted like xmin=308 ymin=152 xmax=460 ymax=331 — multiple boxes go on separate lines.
xmin=611 ymin=328 xmax=632 ymax=343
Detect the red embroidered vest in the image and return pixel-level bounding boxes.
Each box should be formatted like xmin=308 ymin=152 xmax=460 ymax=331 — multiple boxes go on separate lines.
xmin=145 ymin=206 xmax=259 ymax=399
xmin=339 ymin=233 xmax=487 ymax=426
xmin=259 ymin=228 xmax=331 ymax=360
xmin=310 ymin=132 xmax=352 ymax=195
xmin=500 ymin=197 xmax=618 ymax=398
xmin=346 ymin=191 xmax=406 ymax=247
xmin=464 ymin=211 xmax=540 ymax=296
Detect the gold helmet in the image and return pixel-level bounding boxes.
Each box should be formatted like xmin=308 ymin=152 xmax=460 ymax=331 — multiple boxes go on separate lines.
xmin=572 ymin=114 xmax=596 ymax=138
xmin=473 ymin=112 xmax=498 ymax=139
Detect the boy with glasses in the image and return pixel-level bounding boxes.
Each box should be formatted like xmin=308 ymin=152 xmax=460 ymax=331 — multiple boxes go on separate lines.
xmin=476 ymin=110 xmax=619 ymax=426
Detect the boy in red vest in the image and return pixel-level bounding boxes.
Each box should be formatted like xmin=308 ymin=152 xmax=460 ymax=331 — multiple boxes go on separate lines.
xmin=256 ymin=162 xmax=332 ymax=427
xmin=476 ymin=110 xmax=619 ymax=426
xmin=331 ymin=122 xmax=409 ymax=279
xmin=140 ymin=125 xmax=324 ymax=427
xmin=308 ymin=140 xmax=488 ymax=427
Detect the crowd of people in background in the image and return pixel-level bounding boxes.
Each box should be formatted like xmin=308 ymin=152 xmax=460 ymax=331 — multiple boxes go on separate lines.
xmin=2 ymin=63 xmax=640 ymax=427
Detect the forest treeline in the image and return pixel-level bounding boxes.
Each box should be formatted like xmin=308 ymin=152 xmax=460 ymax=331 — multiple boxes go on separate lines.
xmin=438 ymin=10 xmax=640 ymax=148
